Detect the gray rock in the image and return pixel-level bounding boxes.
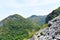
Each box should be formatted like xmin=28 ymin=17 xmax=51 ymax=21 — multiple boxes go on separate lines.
xmin=29 ymin=15 xmax=60 ymax=40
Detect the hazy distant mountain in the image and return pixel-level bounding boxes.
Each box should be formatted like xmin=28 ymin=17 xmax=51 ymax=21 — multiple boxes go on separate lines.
xmin=46 ymin=7 xmax=60 ymax=23
xmin=0 ymin=14 xmax=40 ymax=40
xmin=27 ymin=15 xmax=46 ymax=26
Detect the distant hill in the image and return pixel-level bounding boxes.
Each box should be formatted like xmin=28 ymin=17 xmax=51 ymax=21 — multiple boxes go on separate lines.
xmin=46 ymin=7 xmax=60 ymax=23
xmin=27 ymin=15 xmax=46 ymax=26
xmin=0 ymin=14 xmax=40 ymax=40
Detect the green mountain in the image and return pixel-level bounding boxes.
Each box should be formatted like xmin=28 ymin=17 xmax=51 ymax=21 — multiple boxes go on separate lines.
xmin=27 ymin=15 xmax=46 ymax=26
xmin=0 ymin=14 xmax=40 ymax=40
xmin=46 ymin=7 xmax=60 ymax=23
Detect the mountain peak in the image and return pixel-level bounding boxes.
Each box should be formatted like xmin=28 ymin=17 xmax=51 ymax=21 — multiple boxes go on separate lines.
xmin=55 ymin=7 xmax=60 ymax=12
xmin=30 ymin=15 xmax=38 ymax=17
xmin=27 ymin=15 xmax=46 ymax=25
xmin=56 ymin=7 xmax=60 ymax=10
xmin=8 ymin=14 xmax=23 ymax=18
xmin=2 ymin=14 xmax=25 ymax=22
xmin=0 ymin=14 xmax=40 ymax=40
xmin=46 ymin=7 xmax=60 ymax=23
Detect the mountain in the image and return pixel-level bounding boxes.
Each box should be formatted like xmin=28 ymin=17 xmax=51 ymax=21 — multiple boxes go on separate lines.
xmin=36 ymin=15 xmax=60 ymax=40
xmin=0 ymin=14 xmax=40 ymax=40
xmin=46 ymin=7 xmax=60 ymax=23
xmin=28 ymin=7 xmax=60 ymax=40
xmin=27 ymin=15 xmax=46 ymax=26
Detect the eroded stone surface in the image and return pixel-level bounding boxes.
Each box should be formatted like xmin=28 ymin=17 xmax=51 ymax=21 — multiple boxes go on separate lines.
xmin=29 ymin=15 xmax=60 ymax=40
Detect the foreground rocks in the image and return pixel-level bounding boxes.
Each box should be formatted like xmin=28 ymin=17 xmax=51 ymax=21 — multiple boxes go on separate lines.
xmin=29 ymin=15 xmax=60 ymax=40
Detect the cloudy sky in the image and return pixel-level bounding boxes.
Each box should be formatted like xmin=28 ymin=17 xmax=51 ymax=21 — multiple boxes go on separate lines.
xmin=0 ymin=0 xmax=60 ymax=21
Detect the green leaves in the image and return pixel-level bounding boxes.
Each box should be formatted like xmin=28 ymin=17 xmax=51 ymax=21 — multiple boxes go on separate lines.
xmin=0 ymin=14 xmax=40 ymax=40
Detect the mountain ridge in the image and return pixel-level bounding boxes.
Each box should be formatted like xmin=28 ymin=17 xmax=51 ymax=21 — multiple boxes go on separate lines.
xmin=27 ymin=15 xmax=46 ymax=26
xmin=0 ymin=14 xmax=40 ymax=40
xmin=46 ymin=7 xmax=60 ymax=23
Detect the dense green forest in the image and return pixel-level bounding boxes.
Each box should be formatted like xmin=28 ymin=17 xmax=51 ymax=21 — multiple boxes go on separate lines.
xmin=0 ymin=14 xmax=40 ymax=40
xmin=0 ymin=7 xmax=60 ymax=40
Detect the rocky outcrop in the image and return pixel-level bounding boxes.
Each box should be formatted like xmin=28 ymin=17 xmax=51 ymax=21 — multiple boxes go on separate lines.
xmin=40 ymin=15 xmax=60 ymax=40
xmin=29 ymin=15 xmax=60 ymax=40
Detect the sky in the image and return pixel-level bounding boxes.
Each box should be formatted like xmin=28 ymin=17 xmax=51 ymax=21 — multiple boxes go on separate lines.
xmin=0 ymin=0 xmax=60 ymax=21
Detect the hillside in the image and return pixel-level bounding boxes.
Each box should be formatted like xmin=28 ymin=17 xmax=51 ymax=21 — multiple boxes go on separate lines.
xmin=27 ymin=15 xmax=46 ymax=26
xmin=28 ymin=8 xmax=60 ymax=40
xmin=0 ymin=14 xmax=40 ymax=40
xmin=36 ymin=15 xmax=60 ymax=40
xmin=46 ymin=7 xmax=60 ymax=23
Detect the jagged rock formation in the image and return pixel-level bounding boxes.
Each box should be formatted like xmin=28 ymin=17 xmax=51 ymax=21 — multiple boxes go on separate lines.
xmin=29 ymin=15 xmax=60 ymax=40
xmin=40 ymin=15 xmax=60 ymax=40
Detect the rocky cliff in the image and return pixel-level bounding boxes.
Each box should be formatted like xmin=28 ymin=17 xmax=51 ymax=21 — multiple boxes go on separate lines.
xmin=29 ymin=15 xmax=60 ymax=40
xmin=43 ymin=15 xmax=60 ymax=40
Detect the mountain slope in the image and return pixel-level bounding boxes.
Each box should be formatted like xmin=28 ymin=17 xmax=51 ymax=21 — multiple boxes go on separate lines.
xmin=46 ymin=7 xmax=60 ymax=23
xmin=38 ymin=15 xmax=60 ymax=40
xmin=0 ymin=14 xmax=40 ymax=40
xmin=27 ymin=15 xmax=46 ymax=26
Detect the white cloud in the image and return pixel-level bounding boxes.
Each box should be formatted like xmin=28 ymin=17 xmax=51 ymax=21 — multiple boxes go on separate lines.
xmin=20 ymin=0 xmax=60 ymax=7
xmin=0 ymin=0 xmax=24 ymax=8
xmin=0 ymin=0 xmax=60 ymax=8
xmin=38 ymin=0 xmax=60 ymax=5
xmin=0 ymin=0 xmax=60 ymax=20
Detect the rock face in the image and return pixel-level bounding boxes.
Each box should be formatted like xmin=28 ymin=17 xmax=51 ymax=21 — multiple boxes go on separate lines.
xmin=40 ymin=15 xmax=60 ymax=40
xmin=29 ymin=15 xmax=60 ymax=40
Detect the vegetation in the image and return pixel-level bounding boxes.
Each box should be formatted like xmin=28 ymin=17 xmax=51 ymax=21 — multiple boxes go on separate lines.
xmin=0 ymin=14 xmax=48 ymax=40
xmin=0 ymin=14 xmax=40 ymax=40
xmin=40 ymin=24 xmax=48 ymax=30
xmin=0 ymin=6 xmax=60 ymax=40
xmin=27 ymin=15 xmax=46 ymax=26
xmin=46 ymin=7 xmax=60 ymax=23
